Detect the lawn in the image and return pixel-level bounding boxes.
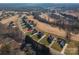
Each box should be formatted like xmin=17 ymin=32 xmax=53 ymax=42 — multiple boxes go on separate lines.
xmin=51 ymin=41 xmax=62 ymax=52
xmin=39 ymin=36 xmax=50 ymax=46
xmin=39 ymin=33 xmax=51 ymax=46
xmin=21 ymin=25 xmax=27 ymax=29
xmin=70 ymin=40 xmax=79 ymax=47
xmin=64 ymin=41 xmax=78 ymax=55
xmin=32 ymin=35 xmax=40 ymax=41
xmin=25 ymin=32 xmax=32 ymax=36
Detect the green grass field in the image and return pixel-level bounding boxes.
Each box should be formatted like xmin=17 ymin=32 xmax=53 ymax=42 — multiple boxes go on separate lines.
xmin=51 ymin=41 xmax=62 ymax=52
xmin=25 ymin=32 xmax=32 ymax=36
xmin=39 ymin=36 xmax=50 ymax=46
xmin=32 ymin=35 xmax=40 ymax=41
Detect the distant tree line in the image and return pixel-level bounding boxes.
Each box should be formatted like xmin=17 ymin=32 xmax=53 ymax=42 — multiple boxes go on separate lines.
xmin=50 ymin=13 xmax=79 ymax=34
xmin=32 ymin=12 xmax=49 ymax=24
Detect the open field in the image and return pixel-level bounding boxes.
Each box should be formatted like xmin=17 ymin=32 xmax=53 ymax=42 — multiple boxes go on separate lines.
xmin=27 ymin=15 xmax=79 ymax=42
xmin=0 ymin=15 xmax=18 ymax=24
